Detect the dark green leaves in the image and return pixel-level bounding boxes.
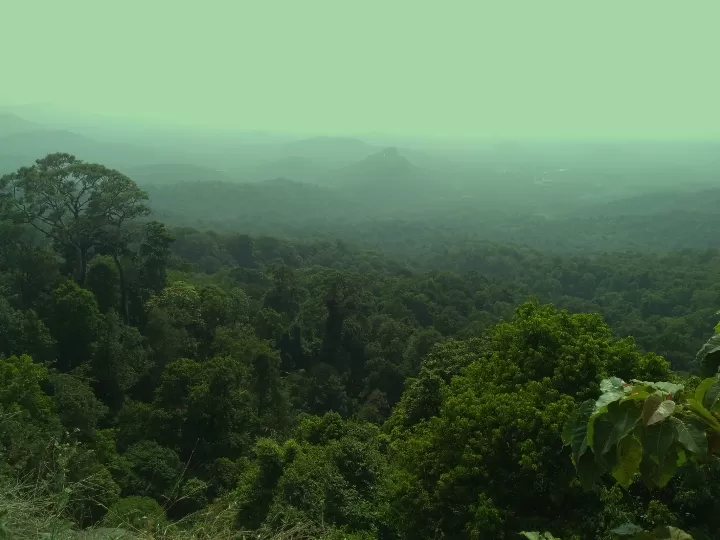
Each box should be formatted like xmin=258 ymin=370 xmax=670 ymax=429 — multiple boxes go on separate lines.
xmin=562 ymin=399 xmax=594 ymax=464
xmin=604 ymin=400 xmax=642 ymax=453
xmin=694 ymin=377 xmax=716 ymax=405
xmin=641 ymin=422 xmax=675 ymax=466
xmin=576 ymin=450 xmax=605 ymax=491
xmin=638 ymin=420 xmax=683 ymax=489
xmin=563 ymin=401 xmax=608 ymax=489
xmin=567 ymin=376 xmax=718 ymax=491
xmin=671 ymin=416 xmax=708 ymax=457
xmin=684 ymin=398 xmax=720 ymax=431
xmin=639 ymin=444 xmax=686 ymax=489
xmin=611 ymin=435 xmax=642 ymax=488
xmin=698 ymin=334 xmax=720 ymax=377
xmin=699 ymin=377 xmax=720 ymax=411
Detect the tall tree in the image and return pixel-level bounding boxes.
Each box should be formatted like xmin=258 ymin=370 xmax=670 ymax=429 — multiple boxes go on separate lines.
xmin=49 ymin=280 xmax=103 ymax=371
xmin=136 ymin=221 xmax=175 ymax=297
xmin=0 ymin=153 xmax=150 ymax=284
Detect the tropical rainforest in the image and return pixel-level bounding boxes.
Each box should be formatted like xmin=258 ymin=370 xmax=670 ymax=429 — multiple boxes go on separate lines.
xmin=1 ymin=112 xmax=720 ymax=539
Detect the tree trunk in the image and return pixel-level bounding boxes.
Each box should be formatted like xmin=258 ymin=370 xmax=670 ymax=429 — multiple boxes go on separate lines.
xmin=112 ymin=252 xmax=129 ymax=324
xmin=78 ymin=246 xmax=88 ymax=285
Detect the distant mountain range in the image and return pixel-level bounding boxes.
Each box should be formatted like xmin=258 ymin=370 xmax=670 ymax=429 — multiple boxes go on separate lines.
xmin=123 ymin=163 xmax=239 ymax=185
xmin=0 ymin=129 xmax=97 ymax=156
xmin=0 ymin=113 xmax=42 ymax=137
xmin=279 ymin=136 xmax=377 ymax=165
xmin=0 ymin=114 xmax=184 ymax=170
xmin=145 ymin=177 xmax=354 ymax=235
xmin=0 ymin=114 xmax=70 ymax=172
xmin=3 ymin=107 xmax=720 ymax=248
xmin=245 ymin=156 xmax=329 ymax=183
xmin=143 ymin=147 xmax=469 ymax=239
xmin=562 ymin=186 xmax=720 ymax=219
xmin=0 ymin=112 xmax=401 ymax=178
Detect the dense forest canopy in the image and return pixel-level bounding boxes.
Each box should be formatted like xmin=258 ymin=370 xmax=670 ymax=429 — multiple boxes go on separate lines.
xmin=5 ymin=0 xmax=720 ymax=536
xmin=1 ymin=112 xmax=720 ymax=539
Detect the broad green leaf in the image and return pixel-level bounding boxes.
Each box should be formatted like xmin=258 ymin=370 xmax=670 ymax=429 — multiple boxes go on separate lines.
xmin=592 ymin=415 xmax=618 ymax=470
xmin=596 ymin=394 xmax=626 ymax=413
xmin=576 ymin=450 xmax=604 ymax=491
xmin=629 ymin=382 xmax=659 ymax=395
xmin=596 ymin=386 xmax=626 ymax=412
xmin=648 ymin=400 xmax=675 ymax=426
xmin=611 ymin=435 xmax=642 ymax=488
xmin=587 ymin=410 xmax=600 ymax=450
xmin=697 ymin=334 xmax=720 ymax=377
xmin=644 ymin=525 xmax=693 ymax=539
xmin=642 ymin=394 xmax=663 ymax=425
xmin=610 ymin=522 xmax=644 ymax=536
xmin=563 ymin=399 xmax=594 ymax=462
xmin=643 ymin=396 xmax=675 ymax=426
xmin=601 ymin=377 xmax=626 ymax=393
xmin=589 ymin=413 xmax=611 ymax=452
xmin=631 ymin=380 xmax=684 ymax=397
xmin=694 ymin=377 xmax=716 ymax=405
xmin=649 ymin=382 xmax=683 ymax=396
xmin=671 ymin=416 xmax=708 ymax=457
xmin=640 ymin=444 xmax=684 ymax=489
xmin=604 ymin=400 xmax=642 ymax=454
xmin=701 ymin=378 xmax=720 ymax=412
xmin=562 ymin=402 xmax=584 ymax=445
xmin=685 ymin=399 xmax=720 ymax=431
xmin=675 ymin=447 xmax=687 ymax=469
xmin=519 ymin=533 xmax=560 ymax=540
xmin=621 ymin=390 xmax=650 ymax=403
xmin=562 ymin=407 xmax=579 ymax=445
xmin=642 ymin=421 xmax=675 ymax=465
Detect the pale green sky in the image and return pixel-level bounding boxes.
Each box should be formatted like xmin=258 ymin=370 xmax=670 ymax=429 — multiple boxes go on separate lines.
xmin=1 ymin=0 xmax=718 ymax=138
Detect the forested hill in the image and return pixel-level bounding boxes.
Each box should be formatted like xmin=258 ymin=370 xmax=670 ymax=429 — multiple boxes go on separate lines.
xmin=144 ymin=177 xmax=720 ymax=255
xmin=2 ymin=153 xmax=720 ymax=539
xmin=167 ymin=226 xmax=719 ymax=373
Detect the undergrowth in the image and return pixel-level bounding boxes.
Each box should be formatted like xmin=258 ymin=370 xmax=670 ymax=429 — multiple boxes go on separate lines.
xmin=0 ymin=423 xmax=325 ymax=540
xmin=0 ymin=459 xmax=339 ymax=540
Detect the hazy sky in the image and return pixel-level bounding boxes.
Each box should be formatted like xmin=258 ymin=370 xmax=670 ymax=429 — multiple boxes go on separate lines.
xmin=2 ymin=0 xmax=719 ymax=138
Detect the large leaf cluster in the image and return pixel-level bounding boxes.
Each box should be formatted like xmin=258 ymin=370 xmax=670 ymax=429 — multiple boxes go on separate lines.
xmin=563 ymin=376 xmax=720 ymax=491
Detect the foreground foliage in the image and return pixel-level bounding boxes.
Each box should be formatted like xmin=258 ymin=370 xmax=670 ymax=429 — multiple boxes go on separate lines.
xmin=522 ymin=331 xmax=720 ymax=539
